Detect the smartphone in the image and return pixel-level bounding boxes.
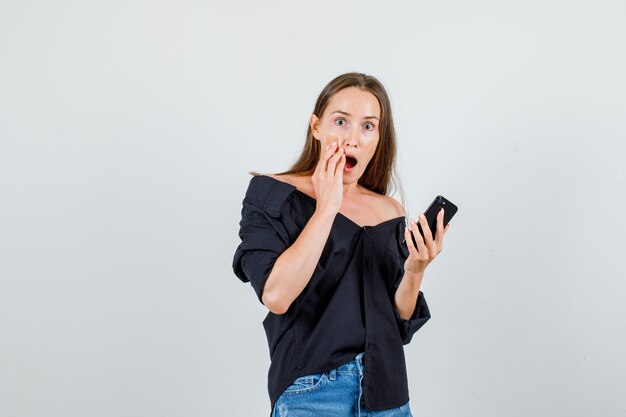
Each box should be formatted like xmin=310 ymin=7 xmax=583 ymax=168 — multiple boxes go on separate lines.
xmin=404 ymin=195 xmax=458 ymax=247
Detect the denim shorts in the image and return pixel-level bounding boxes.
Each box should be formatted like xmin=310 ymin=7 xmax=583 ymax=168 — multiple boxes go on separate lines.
xmin=272 ymin=352 xmax=413 ymax=417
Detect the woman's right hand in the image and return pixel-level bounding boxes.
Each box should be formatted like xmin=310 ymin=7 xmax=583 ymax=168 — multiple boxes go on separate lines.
xmin=311 ymin=138 xmax=346 ymax=216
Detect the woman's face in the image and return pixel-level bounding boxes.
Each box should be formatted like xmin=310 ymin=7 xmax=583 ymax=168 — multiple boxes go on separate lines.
xmin=310 ymin=86 xmax=381 ymax=182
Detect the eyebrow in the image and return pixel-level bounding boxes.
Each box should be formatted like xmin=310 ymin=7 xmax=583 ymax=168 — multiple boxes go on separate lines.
xmin=330 ymin=110 xmax=379 ymax=121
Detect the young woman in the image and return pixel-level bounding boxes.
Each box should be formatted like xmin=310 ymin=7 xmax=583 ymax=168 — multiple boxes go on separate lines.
xmin=232 ymin=72 xmax=450 ymax=417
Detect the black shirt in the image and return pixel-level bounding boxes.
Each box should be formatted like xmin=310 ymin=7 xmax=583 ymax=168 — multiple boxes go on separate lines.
xmin=232 ymin=174 xmax=431 ymax=415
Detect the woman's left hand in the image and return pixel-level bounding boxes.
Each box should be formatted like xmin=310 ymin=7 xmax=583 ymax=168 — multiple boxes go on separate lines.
xmin=404 ymin=209 xmax=450 ymax=274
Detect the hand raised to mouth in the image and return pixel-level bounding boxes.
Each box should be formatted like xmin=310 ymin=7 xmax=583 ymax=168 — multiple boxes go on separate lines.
xmin=312 ymin=138 xmax=346 ymax=216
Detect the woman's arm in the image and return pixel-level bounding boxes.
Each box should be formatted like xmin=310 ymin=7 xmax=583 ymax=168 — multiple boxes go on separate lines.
xmin=393 ymin=270 xmax=425 ymax=320
xmin=262 ymin=141 xmax=346 ymax=315
xmin=395 ymin=211 xmax=451 ymax=319
xmin=261 ymin=208 xmax=335 ymax=314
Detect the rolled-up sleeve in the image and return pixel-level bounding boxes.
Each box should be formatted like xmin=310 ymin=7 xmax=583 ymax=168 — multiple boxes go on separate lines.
xmin=391 ymin=289 xmax=431 ymax=345
xmin=232 ymin=201 xmax=290 ymax=304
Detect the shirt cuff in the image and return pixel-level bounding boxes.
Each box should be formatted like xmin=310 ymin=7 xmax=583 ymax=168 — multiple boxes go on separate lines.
xmin=393 ymin=290 xmax=431 ymax=345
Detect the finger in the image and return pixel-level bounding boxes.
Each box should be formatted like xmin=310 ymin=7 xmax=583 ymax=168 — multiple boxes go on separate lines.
xmin=326 ymin=147 xmax=344 ymax=178
xmin=334 ymin=151 xmax=346 ymax=176
xmin=441 ymin=224 xmax=450 ymax=248
xmin=315 ymin=141 xmax=333 ymax=170
xmin=409 ymin=218 xmax=426 ymax=255
xmin=418 ymin=213 xmax=435 ymax=248
xmin=434 ymin=208 xmax=445 ymax=246
xmin=320 ymin=141 xmax=337 ymax=172
xmin=404 ymin=226 xmax=419 ymax=258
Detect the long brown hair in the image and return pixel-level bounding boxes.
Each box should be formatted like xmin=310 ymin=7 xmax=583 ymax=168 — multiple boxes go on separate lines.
xmin=253 ymin=72 xmax=405 ymax=200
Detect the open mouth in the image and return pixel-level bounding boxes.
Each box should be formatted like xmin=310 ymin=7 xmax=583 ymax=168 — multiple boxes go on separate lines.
xmin=345 ymin=156 xmax=357 ymax=169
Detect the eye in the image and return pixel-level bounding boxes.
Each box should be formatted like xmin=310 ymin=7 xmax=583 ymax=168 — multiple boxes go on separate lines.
xmin=335 ymin=118 xmax=346 ymax=126
xmin=364 ymin=122 xmax=375 ymax=131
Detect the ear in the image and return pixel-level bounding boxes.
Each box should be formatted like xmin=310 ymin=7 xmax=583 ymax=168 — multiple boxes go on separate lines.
xmin=309 ymin=113 xmax=321 ymax=140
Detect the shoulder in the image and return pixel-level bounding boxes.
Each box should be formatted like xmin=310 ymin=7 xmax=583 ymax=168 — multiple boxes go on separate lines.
xmin=264 ymin=173 xmax=312 ymax=190
xmin=384 ymin=195 xmax=406 ymax=218
xmin=243 ymin=174 xmax=298 ymax=217
xmin=379 ymin=194 xmax=406 ymax=220
xmin=360 ymin=186 xmax=405 ymax=219
xmin=259 ymin=173 xmax=316 ymax=198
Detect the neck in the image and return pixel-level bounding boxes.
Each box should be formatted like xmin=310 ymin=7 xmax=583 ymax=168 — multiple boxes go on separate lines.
xmin=342 ymin=179 xmax=360 ymax=199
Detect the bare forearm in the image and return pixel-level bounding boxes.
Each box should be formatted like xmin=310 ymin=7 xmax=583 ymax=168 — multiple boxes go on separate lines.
xmin=393 ymin=270 xmax=425 ymax=320
xmin=262 ymin=209 xmax=336 ymax=313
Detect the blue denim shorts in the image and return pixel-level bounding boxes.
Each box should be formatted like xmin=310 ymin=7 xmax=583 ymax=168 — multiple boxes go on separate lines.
xmin=272 ymin=352 xmax=413 ymax=417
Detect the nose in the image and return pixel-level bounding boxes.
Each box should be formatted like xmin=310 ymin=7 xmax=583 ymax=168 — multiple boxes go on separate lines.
xmin=341 ymin=126 xmax=359 ymax=148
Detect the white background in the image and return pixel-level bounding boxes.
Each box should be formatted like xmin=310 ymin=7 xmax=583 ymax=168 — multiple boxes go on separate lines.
xmin=1 ymin=1 xmax=625 ymax=416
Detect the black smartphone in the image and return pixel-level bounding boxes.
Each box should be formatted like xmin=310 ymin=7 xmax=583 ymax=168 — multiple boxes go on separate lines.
xmin=404 ymin=195 xmax=458 ymax=247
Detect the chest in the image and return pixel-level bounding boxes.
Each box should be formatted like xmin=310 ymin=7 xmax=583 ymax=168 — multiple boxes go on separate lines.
xmin=295 ymin=181 xmax=391 ymax=227
xmin=339 ymin=198 xmax=391 ymax=228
